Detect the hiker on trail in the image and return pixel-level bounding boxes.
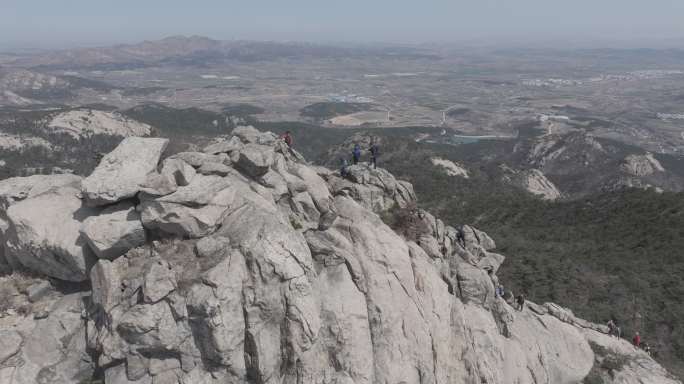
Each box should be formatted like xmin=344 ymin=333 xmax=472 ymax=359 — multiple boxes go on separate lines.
xmin=340 ymin=158 xmax=350 ymax=177
xmin=633 ymin=332 xmax=641 ymax=347
xmin=497 ymin=284 xmax=505 ymax=298
xmin=281 ymin=131 xmax=293 ymax=147
xmin=607 ymin=320 xmax=616 ymax=337
xmin=352 ymin=143 xmax=362 ymax=165
xmin=643 ymin=343 xmax=652 ymax=356
xmin=456 ymin=227 xmax=466 ymax=248
xmin=369 ymin=141 xmax=379 ymax=169
xmin=516 ymin=294 xmax=525 ymax=311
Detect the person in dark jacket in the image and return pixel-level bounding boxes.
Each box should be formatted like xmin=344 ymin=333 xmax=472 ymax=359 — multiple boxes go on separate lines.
xmin=352 ymin=144 xmax=361 ymax=165
xmin=607 ymin=320 xmax=616 ymax=337
xmin=369 ymin=141 xmax=379 ymax=169
xmin=516 ymin=294 xmax=525 ymax=311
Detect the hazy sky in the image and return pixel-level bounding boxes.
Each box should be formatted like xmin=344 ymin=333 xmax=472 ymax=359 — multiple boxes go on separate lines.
xmin=3 ymin=0 xmax=684 ymax=49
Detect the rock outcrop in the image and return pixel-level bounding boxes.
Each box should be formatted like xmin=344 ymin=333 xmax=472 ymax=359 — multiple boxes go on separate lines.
xmin=501 ymin=166 xmax=562 ymax=200
xmin=518 ymin=168 xmax=562 ymax=200
xmin=0 ymin=126 xmax=679 ymax=384
xmin=80 ymin=202 xmax=146 ymax=260
xmin=431 ymin=157 xmax=470 ymax=178
xmin=4 ymin=177 xmax=99 ymax=281
xmin=621 ymin=153 xmax=666 ymax=177
xmin=46 ymin=109 xmax=153 ymax=139
xmin=81 ymin=137 xmax=168 ymax=206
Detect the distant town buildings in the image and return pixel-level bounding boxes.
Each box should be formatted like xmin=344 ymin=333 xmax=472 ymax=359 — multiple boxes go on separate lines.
xmin=524 ymin=70 xmax=684 ymax=88
xmin=327 ymin=94 xmax=373 ymax=103
xmin=522 ymin=78 xmax=583 ymax=87
xmin=539 ymin=114 xmax=570 ymax=122
xmin=657 ymin=113 xmax=684 ymax=121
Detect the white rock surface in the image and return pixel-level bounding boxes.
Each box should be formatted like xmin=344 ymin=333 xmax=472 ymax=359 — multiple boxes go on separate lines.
xmin=46 ymin=109 xmax=152 ymax=139
xmin=328 ymin=164 xmax=416 ymax=211
xmin=0 ymin=174 xmax=83 ymax=273
xmin=81 ymin=137 xmax=168 ymax=206
xmin=621 ymin=153 xmax=666 ymax=177
xmin=520 ymin=169 xmax=562 ymax=200
xmin=431 ymin=157 xmax=470 ymax=178
xmin=0 ymin=133 xmax=53 ymax=151
xmin=5 ymin=181 xmax=99 ymax=281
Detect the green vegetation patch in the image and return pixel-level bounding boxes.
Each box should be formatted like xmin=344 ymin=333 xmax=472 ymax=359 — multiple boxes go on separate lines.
xmin=222 ymin=103 xmax=265 ymax=117
xmin=123 ymin=104 xmax=230 ymax=136
xmin=300 ymin=102 xmax=376 ymax=119
xmin=446 ymin=107 xmax=471 ymax=117
xmin=121 ymin=87 xmax=166 ymax=97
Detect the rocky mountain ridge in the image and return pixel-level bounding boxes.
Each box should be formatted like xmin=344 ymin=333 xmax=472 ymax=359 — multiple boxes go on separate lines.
xmin=0 ymin=126 xmax=679 ymax=383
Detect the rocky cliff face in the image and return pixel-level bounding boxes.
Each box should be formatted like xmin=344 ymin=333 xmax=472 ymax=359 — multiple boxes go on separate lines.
xmin=620 ymin=153 xmax=665 ymax=177
xmin=501 ymin=166 xmax=562 ymax=201
xmin=0 ymin=126 xmax=679 ymax=384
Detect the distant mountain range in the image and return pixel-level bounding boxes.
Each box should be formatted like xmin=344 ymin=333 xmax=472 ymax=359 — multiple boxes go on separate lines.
xmin=3 ymin=35 xmax=437 ymax=70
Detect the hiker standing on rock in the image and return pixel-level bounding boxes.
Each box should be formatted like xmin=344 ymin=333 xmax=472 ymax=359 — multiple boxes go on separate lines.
xmin=607 ymin=320 xmax=616 ymax=337
xmin=456 ymin=227 xmax=466 ymax=248
xmin=516 ymin=294 xmax=525 ymax=311
xmin=340 ymin=158 xmax=350 ymax=177
xmin=369 ymin=140 xmax=379 ymax=169
xmin=633 ymin=332 xmax=641 ymax=347
xmin=281 ymin=131 xmax=293 ymax=147
xmin=352 ymin=143 xmax=361 ymax=165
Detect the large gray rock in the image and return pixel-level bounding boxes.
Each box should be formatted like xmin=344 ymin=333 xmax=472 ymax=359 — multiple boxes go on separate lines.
xmin=26 ymin=281 xmax=52 ymax=303
xmin=90 ymin=259 xmax=123 ymax=311
xmin=197 ymin=161 xmax=232 ymax=176
xmin=0 ymin=174 xmax=83 ymax=273
xmin=0 ymin=174 xmax=82 ymax=210
xmin=329 ymin=164 xmax=416 ymax=212
xmin=231 ymin=125 xmax=277 ymax=145
xmin=160 ymin=157 xmax=196 ymax=186
xmin=166 ymin=151 xmax=228 ymax=168
xmin=139 ymin=175 xmax=237 ymax=238
xmin=138 ymin=171 xmax=177 ymax=197
xmin=5 ymin=183 xmax=98 ymax=281
xmin=0 ymin=293 xmax=94 ymax=384
xmin=80 ymin=202 xmax=145 ymax=260
xmin=81 ymin=137 xmax=168 ymax=206
xmin=236 ymin=143 xmax=275 ymax=177
xmin=203 ymin=135 xmax=243 ymax=155
xmin=142 ymin=258 xmax=175 ymax=303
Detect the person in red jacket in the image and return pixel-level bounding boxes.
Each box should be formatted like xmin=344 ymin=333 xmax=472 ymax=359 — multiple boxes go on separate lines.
xmin=633 ymin=332 xmax=641 ymax=347
xmin=281 ymin=131 xmax=293 ymax=147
